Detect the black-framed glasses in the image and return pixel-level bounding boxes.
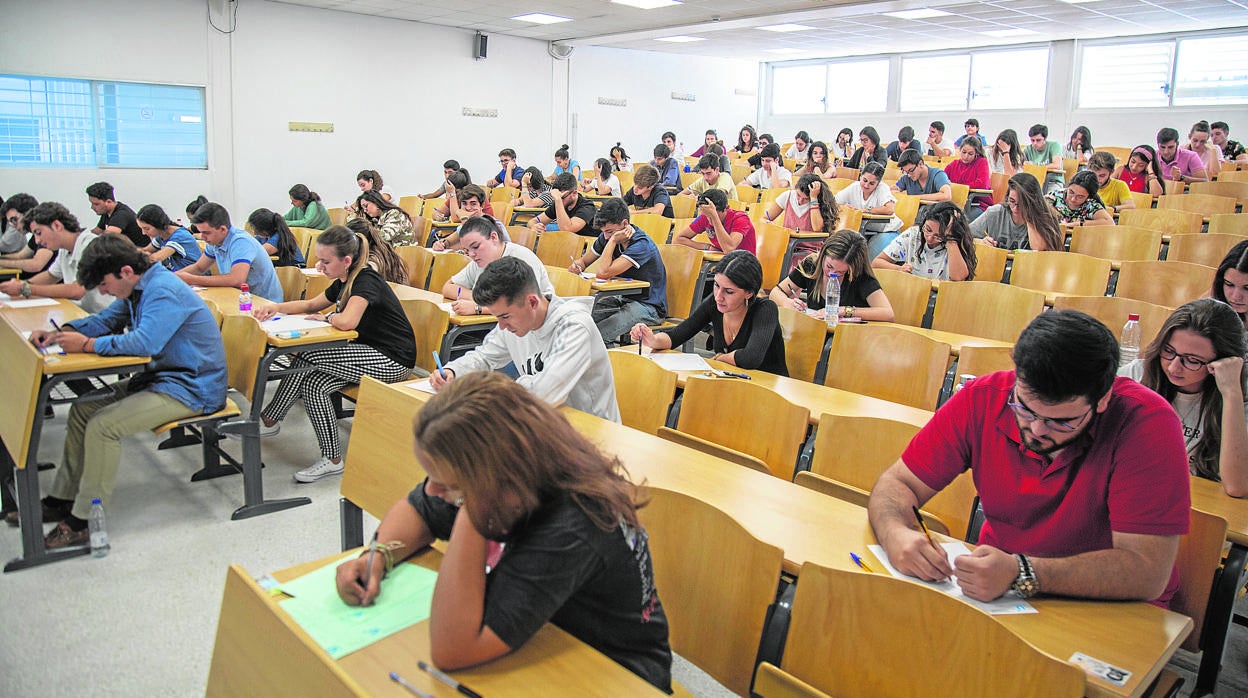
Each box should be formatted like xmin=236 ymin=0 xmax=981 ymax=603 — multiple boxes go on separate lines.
xmin=1160 ymin=345 xmax=1212 ymax=371
xmin=5 ymin=216 xmax=20 ymax=226
xmin=1007 ymin=386 xmax=1092 ymax=433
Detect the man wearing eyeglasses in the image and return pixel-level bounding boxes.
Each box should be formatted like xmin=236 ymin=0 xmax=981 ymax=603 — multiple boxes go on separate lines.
xmin=891 ymin=150 xmax=952 ymax=204
xmin=0 ymin=193 xmax=54 ymax=275
xmin=868 ymin=311 xmax=1190 ymax=607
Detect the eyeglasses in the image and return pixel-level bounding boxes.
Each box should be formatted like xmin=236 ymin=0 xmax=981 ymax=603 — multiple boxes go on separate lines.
xmin=902 ymin=166 xmax=919 ymax=177
xmin=5 ymin=216 xmax=20 ymax=226
xmin=1160 ymin=345 xmax=1212 ymax=371
xmin=1007 ymin=386 xmax=1092 ymax=433
xmin=1006 ymin=197 xmax=1020 ymax=209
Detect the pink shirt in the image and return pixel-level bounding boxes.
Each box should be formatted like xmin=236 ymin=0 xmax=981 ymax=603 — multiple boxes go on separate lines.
xmin=1158 ymin=147 xmax=1205 ymax=181
xmin=689 ymin=208 xmax=757 ymax=254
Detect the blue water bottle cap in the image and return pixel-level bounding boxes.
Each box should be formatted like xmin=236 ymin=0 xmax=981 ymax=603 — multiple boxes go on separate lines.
xmin=91 ymin=498 xmax=102 ymax=505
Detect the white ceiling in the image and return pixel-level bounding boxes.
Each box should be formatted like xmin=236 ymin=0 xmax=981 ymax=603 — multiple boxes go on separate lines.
xmin=273 ymin=0 xmax=1248 ymax=61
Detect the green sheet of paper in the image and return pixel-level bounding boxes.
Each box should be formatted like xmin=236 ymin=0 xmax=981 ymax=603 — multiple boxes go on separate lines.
xmin=278 ymin=556 xmax=439 ymax=659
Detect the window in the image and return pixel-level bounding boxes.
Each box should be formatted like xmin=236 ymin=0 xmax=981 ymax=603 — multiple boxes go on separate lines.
xmin=0 ymin=74 xmax=206 ymax=168
xmin=970 ymin=48 xmax=1048 ymax=110
xmin=771 ymin=65 xmax=827 ymax=115
xmin=1077 ymin=32 xmax=1248 ymax=108
xmin=1173 ymin=35 xmax=1248 ymax=106
xmin=769 ymin=58 xmax=888 ymax=114
xmin=901 ymin=55 xmax=970 ymax=112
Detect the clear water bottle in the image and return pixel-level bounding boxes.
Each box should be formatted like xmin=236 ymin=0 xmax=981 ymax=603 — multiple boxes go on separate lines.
xmin=825 ymin=272 xmax=841 ymax=330
xmin=1120 ymin=313 xmax=1141 ymax=367
xmin=238 ymin=283 xmax=252 ymax=313
xmin=955 ymin=374 xmax=975 ymax=393
xmin=89 ymin=498 xmax=110 ymax=558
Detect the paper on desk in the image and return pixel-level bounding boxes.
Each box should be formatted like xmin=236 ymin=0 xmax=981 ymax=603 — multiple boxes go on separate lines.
xmin=2 ymin=297 xmax=59 ymax=308
xmin=21 ymin=330 xmax=64 ymax=355
xmin=867 ymin=542 xmax=1037 ymax=615
xmin=278 ymin=556 xmax=439 ymax=660
xmin=262 ymin=314 xmax=331 ymax=335
xmin=300 ymin=268 xmax=324 ymax=276
xmin=437 ymin=301 xmax=455 ymax=313
xmin=646 ymin=352 xmax=713 ymax=372
xmin=407 ymin=378 xmax=436 ymax=394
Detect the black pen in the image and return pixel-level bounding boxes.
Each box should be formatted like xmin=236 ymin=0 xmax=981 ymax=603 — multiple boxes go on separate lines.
xmin=418 ymin=660 xmax=483 ymax=698
xmin=49 ymin=319 xmax=62 ymax=332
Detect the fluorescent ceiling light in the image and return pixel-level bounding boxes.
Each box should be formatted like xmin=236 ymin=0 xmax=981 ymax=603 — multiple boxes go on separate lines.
xmin=656 ymin=35 xmax=705 ymax=42
xmin=511 ymin=12 xmax=571 ymax=24
xmin=882 ymin=8 xmax=953 ymax=19
xmin=612 ymin=0 xmax=681 ymax=8
xmin=758 ymin=23 xmax=816 ymax=32
xmin=981 ymin=28 xmax=1041 ymax=37
xmin=766 ymin=48 xmax=806 ymax=54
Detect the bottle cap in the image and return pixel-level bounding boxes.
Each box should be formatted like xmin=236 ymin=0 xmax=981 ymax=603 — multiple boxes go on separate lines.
xmin=1127 ymin=313 xmax=1139 ymax=321
xmin=240 ymin=284 xmax=249 ymax=292
xmin=91 ymin=498 xmax=102 ymax=505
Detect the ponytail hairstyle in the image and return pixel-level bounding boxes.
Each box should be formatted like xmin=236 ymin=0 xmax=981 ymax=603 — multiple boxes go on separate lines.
xmin=247 ymin=208 xmax=302 ymax=267
xmin=316 ymin=225 xmax=370 ymax=310
xmin=594 ymin=157 xmax=612 ymax=182
xmin=137 ymin=203 xmax=177 ymax=231
xmin=185 ymin=195 xmax=209 ymax=220
xmin=610 ymin=143 xmax=629 ymax=168
xmin=555 ymin=144 xmax=571 ymax=161
xmin=343 ymin=217 xmax=408 ymax=285
xmin=288 ymin=183 xmax=321 ymax=206
xmin=800 ymin=230 xmax=872 ymax=305
xmin=356 ymin=169 xmax=384 ymax=192
xmin=796 ymin=173 xmax=839 ymax=234
xmin=920 ymin=201 xmax=978 ymax=281
xmin=357 ymin=188 xmax=411 ymax=223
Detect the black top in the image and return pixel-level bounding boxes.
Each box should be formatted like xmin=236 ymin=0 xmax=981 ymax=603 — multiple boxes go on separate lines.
xmin=846 ymin=147 xmax=888 ymax=171
xmin=21 ymin=234 xmax=53 ymax=278
xmin=544 ymin=194 xmax=600 ymax=237
xmin=98 ymin=202 xmax=146 ymax=247
xmin=885 ymin=140 xmax=922 ymax=162
xmin=409 ymin=482 xmax=673 ymax=693
xmin=623 ymin=186 xmax=673 ymax=218
xmin=324 ymin=268 xmax=415 ymax=368
xmin=660 ymin=296 xmax=788 ymax=376
xmin=786 ymin=261 xmax=882 ymax=312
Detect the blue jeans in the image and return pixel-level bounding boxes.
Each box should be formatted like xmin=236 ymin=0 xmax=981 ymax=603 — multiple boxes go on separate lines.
xmin=866 ymin=231 xmax=900 ymax=260
xmin=592 ymin=296 xmax=662 ymax=344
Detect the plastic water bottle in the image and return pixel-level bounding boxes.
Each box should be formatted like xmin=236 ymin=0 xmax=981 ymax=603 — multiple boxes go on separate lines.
xmin=684 ymin=163 xmax=691 ymax=173
xmin=955 ymin=374 xmax=975 ymax=393
xmin=89 ymin=498 xmax=110 ymax=557
xmin=238 ymin=283 xmax=252 ymax=313
xmin=825 ymin=272 xmax=841 ymax=330
xmin=1120 ymin=313 xmax=1141 ymax=367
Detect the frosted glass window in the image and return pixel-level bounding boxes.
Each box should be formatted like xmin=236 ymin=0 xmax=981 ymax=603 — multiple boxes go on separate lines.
xmin=900 ymin=55 xmax=970 ymax=112
xmin=970 ymin=48 xmax=1049 ymax=110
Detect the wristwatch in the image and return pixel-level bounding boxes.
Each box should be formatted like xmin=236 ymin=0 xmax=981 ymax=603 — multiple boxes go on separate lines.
xmin=1011 ymin=553 xmax=1040 ymax=598
xmin=19 ymin=281 xmax=31 ymax=299
xmin=475 ymin=304 xmax=481 ymax=315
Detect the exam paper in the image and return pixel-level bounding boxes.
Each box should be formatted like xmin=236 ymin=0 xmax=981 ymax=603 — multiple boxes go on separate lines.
xmin=646 ymin=352 xmax=713 ymax=372
xmin=262 ymin=314 xmax=331 ymax=335
xmin=867 ymin=542 xmax=1037 ymax=615
xmin=407 ymin=379 xmax=436 ymax=394
xmin=2 ymin=297 xmax=59 ymax=308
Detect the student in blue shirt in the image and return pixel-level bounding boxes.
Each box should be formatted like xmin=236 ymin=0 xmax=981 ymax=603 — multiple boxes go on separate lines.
xmin=892 ymin=150 xmax=953 ymax=204
xmin=248 ymin=208 xmax=305 ymax=267
xmin=176 ymin=202 xmax=282 ymax=302
xmin=137 ymin=204 xmax=201 ymax=271
xmin=27 ymin=234 xmax=227 ymax=548
xmin=570 ymin=199 xmax=668 ymax=344
xmin=649 ymin=143 xmax=682 ymax=189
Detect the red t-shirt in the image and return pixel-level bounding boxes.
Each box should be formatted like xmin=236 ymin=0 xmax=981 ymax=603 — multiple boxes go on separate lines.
xmin=688 ymin=208 xmax=757 ymax=254
xmin=902 ymin=371 xmax=1190 ymax=606
xmin=1119 ymin=169 xmax=1148 ymax=193
xmin=944 ymin=157 xmax=992 ymax=211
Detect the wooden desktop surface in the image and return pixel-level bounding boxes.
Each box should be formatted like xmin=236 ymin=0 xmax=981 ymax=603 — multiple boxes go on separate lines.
xmin=195 ymin=287 xmax=360 ymax=345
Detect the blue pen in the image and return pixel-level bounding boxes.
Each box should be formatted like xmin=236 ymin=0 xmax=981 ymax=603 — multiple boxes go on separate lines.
xmin=849 ymin=552 xmax=876 ymax=573
xmin=433 ymin=350 xmax=445 ymax=379
xmin=388 ymin=671 xmax=433 ymax=698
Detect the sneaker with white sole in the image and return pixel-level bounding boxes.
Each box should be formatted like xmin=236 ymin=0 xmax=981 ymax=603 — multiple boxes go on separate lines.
xmin=293 ymin=457 xmax=344 ymax=483
xmin=224 ymin=420 xmax=280 ymax=440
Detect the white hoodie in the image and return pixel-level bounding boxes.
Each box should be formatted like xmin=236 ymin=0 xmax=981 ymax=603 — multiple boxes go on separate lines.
xmin=444 ymin=295 xmax=621 ymax=422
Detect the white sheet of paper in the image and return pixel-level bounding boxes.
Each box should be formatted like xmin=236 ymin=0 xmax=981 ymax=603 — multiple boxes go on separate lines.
xmin=0 ymin=292 xmax=10 ymax=300
xmin=2 ymin=297 xmax=59 ymax=308
xmin=300 ymin=268 xmax=324 ymax=276
xmin=261 ymin=314 xmax=331 ymax=335
xmin=21 ymin=331 xmax=64 ymax=355
xmin=437 ymin=302 xmax=455 ymax=314
xmin=406 ymin=379 xmax=436 ymax=394
xmin=867 ymin=542 xmax=1037 ymax=615
xmin=646 ymin=352 xmax=713 ymax=372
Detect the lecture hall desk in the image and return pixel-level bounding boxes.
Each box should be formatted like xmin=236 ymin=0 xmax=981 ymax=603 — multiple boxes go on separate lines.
xmin=337 ymin=377 xmax=1190 ymax=698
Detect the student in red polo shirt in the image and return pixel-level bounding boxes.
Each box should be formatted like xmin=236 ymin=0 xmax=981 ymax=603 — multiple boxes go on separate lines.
xmin=672 ymin=189 xmax=755 ymax=255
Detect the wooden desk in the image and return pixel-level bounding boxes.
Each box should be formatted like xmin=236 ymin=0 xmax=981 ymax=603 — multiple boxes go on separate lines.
xmin=1187 ymin=476 xmax=1248 ymax=694
xmin=0 ymin=267 xmax=20 ymax=278
xmin=385 ymin=283 xmax=497 ymax=359
xmin=207 ymin=549 xmax=662 ymax=697
xmin=588 ymin=276 xmax=649 ymax=298
xmin=0 ymin=302 xmax=151 ymax=572
xmin=338 ymin=377 xmax=1189 ymax=698
xmin=508 ymin=206 xmax=544 ymax=225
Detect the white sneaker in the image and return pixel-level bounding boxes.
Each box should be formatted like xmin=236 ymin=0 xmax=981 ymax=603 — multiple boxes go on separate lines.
xmin=293 ymin=457 xmax=344 ymax=483
xmin=258 ymin=420 xmax=281 ymax=438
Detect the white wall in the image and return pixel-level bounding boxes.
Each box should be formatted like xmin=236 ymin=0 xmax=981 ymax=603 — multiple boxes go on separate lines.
xmin=762 ymin=39 xmax=1248 ymax=157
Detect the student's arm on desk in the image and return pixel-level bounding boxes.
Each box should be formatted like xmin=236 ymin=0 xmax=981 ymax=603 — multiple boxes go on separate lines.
xmin=62 ymin=297 xmax=139 ymax=353
xmin=337 ymin=496 xmax=436 ymax=606
xmin=430 ymin=508 xmax=512 ymax=668
xmin=437 ymin=332 xmax=514 ymax=389
xmin=175 ymin=254 xmax=229 ymax=285
xmin=867 ymin=461 xmax=956 ymax=581
xmin=0 ymin=270 xmax=87 ymax=301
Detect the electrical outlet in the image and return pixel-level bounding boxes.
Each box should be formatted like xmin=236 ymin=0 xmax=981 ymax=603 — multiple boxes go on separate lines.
xmin=597 ymin=97 xmax=627 ymax=107
xmin=670 ymin=92 xmax=696 ymax=102
xmin=288 ymin=121 xmax=334 ymax=133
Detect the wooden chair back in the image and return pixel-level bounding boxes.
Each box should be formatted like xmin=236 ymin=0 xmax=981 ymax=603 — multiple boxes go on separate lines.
xmin=1114 ymin=260 xmax=1217 ymax=308
xmin=274 ymin=266 xmax=307 ymax=302
xmin=638 ymin=487 xmax=784 ymax=697
xmin=1053 ymin=294 xmax=1173 ymax=345
xmin=1009 ymin=250 xmax=1111 ymax=296
xmin=873 ymin=269 xmax=931 ymax=326
xmin=753 ymin=662 xmax=831 ymax=698
xmin=782 ymin=562 xmax=1085 ymax=698
xmin=760 ymin=188 xmax=789 ymax=208
xmin=835 ymin=166 xmax=859 ymax=180
xmin=727 ymin=198 xmax=746 ymax=212
xmin=534 ymin=230 xmax=590 ymax=267
xmin=1127 ymin=191 xmax=1154 ymax=211
xmin=756 ymin=222 xmax=793 ymax=291
xmin=656 ymin=427 xmax=770 ymax=474
xmin=397 ymin=195 xmax=422 ymax=220
xmin=301 ymin=230 xmax=322 ymax=269
xmin=671 ymin=195 xmax=697 ymax=219
xmin=616 ymin=170 xmax=634 ymax=192
xmin=679 ymin=172 xmax=700 ymax=189
xmin=658 ymin=244 xmax=703 ymax=319
xmin=955 ymin=345 xmax=1015 ymax=380
xmin=395 ymin=245 xmax=434 ymax=289
xmin=1022 ymin=162 xmax=1048 ymax=190
xmin=420 ymin=197 xmax=446 ymax=219
xmin=1098 ymin=146 xmax=1132 ymax=162
xmin=932 ymin=281 xmax=1045 ymax=342
xmin=203 ymin=299 xmax=224 ymax=328
xmin=731 ymin=164 xmax=751 ymax=184
xmin=971 ymin=239 xmax=1008 ymax=282
xmin=1190 ymin=181 xmax=1248 ymax=207
xmin=341 ymin=376 xmax=426 ymax=520
xmin=0 ymin=314 xmax=45 ymax=470
xmin=1208 ymin=213 xmax=1248 ymax=236
xmin=823 ymin=323 xmax=950 ymax=410
xmin=490 ymin=202 xmax=513 ymax=230
xmin=1221 ymin=169 xmax=1248 ymax=182
xmin=489 ymin=186 xmax=517 ymax=202
xmin=221 ymin=314 xmax=269 ymax=401
xmin=1061 ymin=157 xmax=1079 ymax=184
xmin=399 ymin=298 xmax=448 ymax=374
xmin=607 ymin=351 xmax=677 ymax=434
xmin=676 ymin=375 xmax=810 ymax=479
xmin=777 ymin=306 xmax=828 ymax=383
xmin=505 ymin=225 xmax=538 ymax=251
xmin=304 ymin=274 xmax=333 ymax=300
xmin=893 ymin=193 xmax=922 ymax=229
xmin=989 ymin=171 xmax=1010 ymax=205
xmin=545 ymin=266 xmax=592 ymax=296
xmin=735 ymin=186 xmax=760 ymax=204
xmin=632 ymin=213 xmax=674 ymax=245
xmin=426 ymin=253 xmax=470 ymax=295
xmin=1118 ymin=208 xmax=1204 ymax=236
xmin=1172 ymin=509 xmax=1229 ymax=653
xmin=949 ymin=182 xmax=970 ymax=210
xmin=838 ymin=206 xmax=863 ymax=233
xmin=825 ymin=177 xmax=855 ymax=195
xmin=1167 ymin=233 xmax=1248 ymax=267
xmin=287 ymin=226 xmax=313 ymax=255
xmin=1159 ymin=193 xmax=1238 ymax=217
xmin=326 ymin=207 xmax=347 ymax=226
xmin=1068 ymin=225 xmax=1163 ymax=263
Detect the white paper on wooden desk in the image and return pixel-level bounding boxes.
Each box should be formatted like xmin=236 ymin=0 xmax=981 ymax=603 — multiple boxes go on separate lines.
xmin=646 ymin=352 xmax=713 ymax=372
xmin=2 ymin=297 xmax=59 ymax=308
xmin=406 ymin=379 xmax=436 ymax=394
xmin=21 ymin=330 xmax=64 ymax=355
xmin=868 ymin=542 xmax=1037 ymax=615
xmin=300 ymin=268 xmax=324 ymax=276
xmin=261 ymin=314 xmax=331 ymax=335
xmin=437 ymin=301 xmax=455 ymax=314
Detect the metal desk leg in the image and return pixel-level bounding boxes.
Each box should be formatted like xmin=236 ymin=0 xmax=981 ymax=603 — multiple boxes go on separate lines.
xmin=1195 ymin=543 xmax=1248 ymax=695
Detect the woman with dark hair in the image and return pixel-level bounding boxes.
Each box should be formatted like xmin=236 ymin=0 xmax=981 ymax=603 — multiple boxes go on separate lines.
xmin=846 ymin=127 xmax=887 ymax=170
xmin=185 ymin=195 xmax=209 ymax=225
xmin=785 ymin=130 xmax=811 ymax=163
xmin=333 ymin=372 xmax=672 ymax=691
xmin=1063 ymin=126 xmax=1094 ymax=166
xmin=632 ymin=250 xmax=788 ymax=375
xmin=581 ymin=158 xmax=621 ymax=197
xmin=136 ymin=204 xmax=201 ymax=271
xmin=1116 ymin=145 xmax=1165 ymax=197
xmin=834 ymin=128 xmax=855 ymax=160
xmin=1047 ymin=170 xmax=1114 ymax=226
xmin=552 ymin=144 xmax=581 ymax=181
xmin=1213 ymin=240 xmax=1248 ymax=329
xmin=285 ymin=184 xmax=331 ymax=229
xmin=771 ymin=230 xmax=895 ymax=322
xmin=514 ymin=166 xmax=554 ymax=209
xmin=765 ymin=173 xmax=839 ymax=267
xmin=1120 ymin=299 xmax=1247 ymax=495
xmin=248 ymin=208 xmax=305 ymax=267
xmin=609 ymin=143 xmax=630 ymax=172
xmin=971 ymin=173 xmax=1064 ymax=251
xmin=349 ymin=189 xmax=414 ymax=245
xmin=346 ymin=169 xmax=394 ymax=213
xmin=873 ymin=202 xmax=977 ymax=282
xmin=944 ymin=137 xmax=992 ymax=216
xmin=796 ymin=141 xmax=836 ymax=179
xmin=691 ymin=129 xmax=718 ymax=158
xmin=344 ymin=217 xmax=408 ymax=285
xmin=251 ymin=225 xmax=415 ymax=482
xmin=733 ymin=125 xmax=759 ymax=155
xmin=990 ymin=129 xmax=1024 ymax=176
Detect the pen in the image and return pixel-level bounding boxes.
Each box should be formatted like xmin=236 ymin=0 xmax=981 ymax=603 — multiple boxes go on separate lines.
xmin=715 ymin=370 xmax=751 ymax=380
xmin=433 ymin=350 xmax=445 ymax=379
xmin=849 ymin=552 xmax=875 ymax=573
xmin=362 ymin=530 xmax=379 ymax=604
xmin=913 ymin=505 xmax=936 ymax=548
xmin=389 ymin=671 xmax=433 ymax=698
xmin=49 ymin=318 xmax=62 ymax=332
xmin=418 ymin=660 xmax=483 ymax=698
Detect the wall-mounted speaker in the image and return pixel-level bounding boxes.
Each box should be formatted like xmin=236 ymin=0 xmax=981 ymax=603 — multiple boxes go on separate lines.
xmin=473 ymin=32 xmax=488 ymax=60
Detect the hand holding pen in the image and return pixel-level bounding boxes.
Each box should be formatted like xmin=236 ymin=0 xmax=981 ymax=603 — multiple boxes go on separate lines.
xmin=907 ymin=506 xmax=953 ymax=582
